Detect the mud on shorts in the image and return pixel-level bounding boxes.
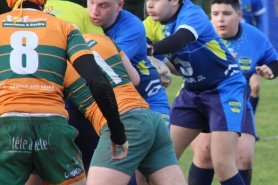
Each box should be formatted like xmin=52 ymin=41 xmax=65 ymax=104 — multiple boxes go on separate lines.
xmin=90 ymin=108 xmax=178 ymax=179
xmin=0 ymin=116 xmax=85 ymax=185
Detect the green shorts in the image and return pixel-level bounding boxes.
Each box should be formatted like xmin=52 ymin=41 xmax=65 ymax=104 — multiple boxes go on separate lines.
xmin=0 ymin=116 xmax=85 ymax=185
xmin=91 ymin=109 xmax=178 ymax=178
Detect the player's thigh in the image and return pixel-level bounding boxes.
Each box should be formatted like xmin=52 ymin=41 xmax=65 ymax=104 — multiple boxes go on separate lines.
xmin=148 ymin=165 xmax=187 ymax=185
xmin=26 ymin=174 xmax=43 ymax=185
xmin=33 ymin=117 xmax=85 ymax=184
xmin=90 ymin=110 xmax=156 ymax=177
xmin=0 ymin=117 xmax=34 ymax=185
xmin=87 ymin=167 xmax=130 ymax=185
xmin=137 ymin=112 xmax=179 ymax=178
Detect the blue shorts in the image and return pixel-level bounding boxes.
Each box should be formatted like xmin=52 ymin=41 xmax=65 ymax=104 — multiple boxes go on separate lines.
xmin=67 ymin=108 xmax=99 ymax=172
xmin=242 ymin=101 xmax=256 ymax=136
xmin=145 ymin=88 xmax=170 ymax=129
xmin=170 ymin=75 xmax=247 ymax=134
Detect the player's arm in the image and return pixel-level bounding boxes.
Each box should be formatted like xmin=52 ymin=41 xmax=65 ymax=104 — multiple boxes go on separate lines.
xmin=113 ymin=22 xmax=146 ymax=60
xmin=148 ymin=28 xmax=196 ymax=55
xmin=73 ymin=55 xmax=126 ymax=144
xmin=121 ymin=54 xmax=140 ymax=86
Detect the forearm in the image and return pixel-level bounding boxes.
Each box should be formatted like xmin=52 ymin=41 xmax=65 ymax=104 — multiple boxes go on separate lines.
xmin=152 ymin=28 xmax=195 ymax=55
xmin=73 ymin=54 xmax=126 ymax=145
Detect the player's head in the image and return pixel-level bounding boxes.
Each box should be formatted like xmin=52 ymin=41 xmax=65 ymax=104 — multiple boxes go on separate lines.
xmin=87 ymin=0 xmax=124 ymax=29
xmin=145 ymin=0 xmax=181 ymax=22
xmin=6 ymin=0 xmax=47 ymax=8
xmin=210 ymin=0 xmax=242 ymax=39
xmin=6 ymin=0 xmax=47 ymax=23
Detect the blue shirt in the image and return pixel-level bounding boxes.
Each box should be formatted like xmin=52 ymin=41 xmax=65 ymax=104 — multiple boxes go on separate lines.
xmin=223 ymin=22 xmax=278 ymax=79
xmin=104 ymin=10 xmax=163 ymax=99
xmin=145 ymin=0 xmax=243 ymax=91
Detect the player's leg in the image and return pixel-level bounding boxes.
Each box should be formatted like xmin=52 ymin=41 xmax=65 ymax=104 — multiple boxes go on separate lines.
xmin=236 ymin=101 xmax=256 ymax=185
xmin=249 ymin=73 xmax=260 ymax=113
xmin=211 ymin=131 xmax=244 ymax=184
xmin=34 ymin=116 xmax=86 ymax=185
xmin=188 ymin=133 xmax=214 ymax=185
xmin=0 ymin=116 xmax=34 ymax=185
xmin=249 ymin=73 xmax=260 ymax=141
xmin=208 ymin=75 xmax=247 ymax=184
xmin=26 ymin=173 xmax=43 ymax=185
xmin=87 ymin=109 xmax=157 ymax=185
xmin=138 ymin=111 xmax=187 ymax=185
xmin=132 ymin=89 xmax=170 ymax=185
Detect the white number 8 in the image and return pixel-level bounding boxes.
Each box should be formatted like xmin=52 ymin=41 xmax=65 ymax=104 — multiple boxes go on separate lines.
xmin=10 ymin=31 xmax=39 ymax=74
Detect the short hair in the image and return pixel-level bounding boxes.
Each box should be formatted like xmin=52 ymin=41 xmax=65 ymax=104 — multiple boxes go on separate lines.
xmin=169 ymin=0 xmax=184 ymax=4
xmin=210 ymin=0 xmax=240 ymax=11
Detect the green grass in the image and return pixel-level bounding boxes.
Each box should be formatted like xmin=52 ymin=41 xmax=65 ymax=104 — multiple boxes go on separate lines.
xmin=166 ymin=76 xmax=278 ymax=184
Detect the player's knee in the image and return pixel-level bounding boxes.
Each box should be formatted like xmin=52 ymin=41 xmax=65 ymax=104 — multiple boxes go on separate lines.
xmin=236 ymin=152 xmax=254 ymax=169
xmin=193 ymin=143 xmax=212 ymax=166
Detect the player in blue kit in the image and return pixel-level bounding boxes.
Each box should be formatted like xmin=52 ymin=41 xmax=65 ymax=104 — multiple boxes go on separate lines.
xmin=240 ymin=0 xmax=266 ymax=126
xmin=145 ymin=0 xmax=248 ymax=184
xmin=87 ymin=1 xmax=171 ymax=184
xmin=187 ymin=1 xmax=278 ymax=185
xmin=240 ymin=0 xmax=265 ymax=32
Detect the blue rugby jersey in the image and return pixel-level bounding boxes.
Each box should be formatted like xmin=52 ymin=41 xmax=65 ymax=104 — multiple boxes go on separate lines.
xmin=144 ymin=0 xmax=243 ymax=91
xmin=223 ymin=22 xmax=278 ymax=79
xmin=104 ymin=10 xmax=163 ymax=99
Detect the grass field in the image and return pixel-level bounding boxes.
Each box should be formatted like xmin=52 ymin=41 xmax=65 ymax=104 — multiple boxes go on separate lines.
xmin=165 ymin=76 xmax=278 ymax=184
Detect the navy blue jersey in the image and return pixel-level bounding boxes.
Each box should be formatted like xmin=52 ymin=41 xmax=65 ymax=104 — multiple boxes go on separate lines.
xmin=223 ymin=22 xmax=278 ymax=79
xmin=144 ymin=0 xmax=243 ymax=91
xmin=104 ymin=10 xmax=162 ymax=99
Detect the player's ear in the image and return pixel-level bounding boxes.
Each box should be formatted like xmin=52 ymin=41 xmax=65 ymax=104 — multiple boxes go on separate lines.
xmin=237 ymin=10 xmax=242 ymax=21
xmin=117 ymin=0 xmax=124 ymax=11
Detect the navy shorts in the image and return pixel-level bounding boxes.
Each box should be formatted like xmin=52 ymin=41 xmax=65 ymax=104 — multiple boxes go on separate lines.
xmin=242 ymin=100 xmax=256 ymax=136
xmin=67 ymin=108 xmax=99 ymax=172
xmin=170 ymin=75 xmax=247 ymax=134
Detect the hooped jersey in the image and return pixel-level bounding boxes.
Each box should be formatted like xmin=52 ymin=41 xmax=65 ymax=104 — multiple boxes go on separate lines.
xmin=0 ymin=9 xmax=92 ymax=117
xmin=104 ymin=10 xmax=162 ymax=99
xmin=222 ymin=22 xmax=278 ymax=79
xmin=63 ymin=34 xmax=149 ymax=135
xmin=44 ymin=1 xmax=104 ymax=35
xmin=240 ymin=0 xmax=266 ymax=25
xmin=144 ymin=0 xmax=243 ymax=91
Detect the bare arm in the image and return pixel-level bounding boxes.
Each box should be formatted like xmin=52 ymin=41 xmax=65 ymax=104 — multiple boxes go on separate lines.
xmin=121 ymin=54 xmax=140 ymax=86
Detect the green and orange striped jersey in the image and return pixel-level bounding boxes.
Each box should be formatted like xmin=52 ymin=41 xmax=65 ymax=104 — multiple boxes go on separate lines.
xmin=0 ymin=9 xmax=92 ymax=117
xmin=64 ymin=34 xmax=149 ymax=135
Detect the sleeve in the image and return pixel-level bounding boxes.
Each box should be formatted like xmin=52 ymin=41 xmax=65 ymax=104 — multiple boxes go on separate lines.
xmin=152 ymin=28 xmax=195 ymax=55
xmin=113 ymin=20 xmax=146 ymax=60
xmin=67 ymin=28 xmax=126 ymax=145
xmin=257 ymin=34 xmax=278 ymax=66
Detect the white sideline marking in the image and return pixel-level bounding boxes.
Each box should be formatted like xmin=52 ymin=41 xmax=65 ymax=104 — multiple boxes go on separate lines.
xmin=260 ymin=135 xmax=278 ymax=141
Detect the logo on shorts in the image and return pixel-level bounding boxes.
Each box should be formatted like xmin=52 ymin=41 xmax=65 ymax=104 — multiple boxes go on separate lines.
xmin=4 ymin=133 xmax=56 ymax=154
xmin=229 ymin=101 xmax=241 ymax=113
xmin=64 ymin=168 xmax=84 ymax=179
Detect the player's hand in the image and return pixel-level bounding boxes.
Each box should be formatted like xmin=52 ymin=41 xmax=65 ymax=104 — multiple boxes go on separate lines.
xmin=159 ymin=70 xmax=171 ymax=89
xmin=147 ymin=44 xmax=154 ymax=56
xmin=111 ymin=140 xmax=129 ymax=162
xmin=256 ymin=65 xmax=274 ymax=79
